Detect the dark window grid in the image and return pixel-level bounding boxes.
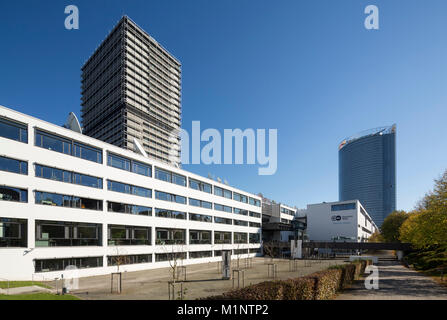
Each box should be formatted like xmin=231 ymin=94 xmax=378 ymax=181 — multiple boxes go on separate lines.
xmin=34 ymin=130 xmax=103 ymax=163
xmin=35 ymin=191 xmax=103 ymax=211
xmin=0 ymin=118 xmax=28 ymax=143
xmin=0 ymin=185 xmax=28 ymax=203
xmin=35 ymin=164 xmax=103 ymax=189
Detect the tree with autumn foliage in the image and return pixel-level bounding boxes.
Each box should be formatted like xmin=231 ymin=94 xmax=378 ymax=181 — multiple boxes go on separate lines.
xmin=399 ymin=170 xmax=447 ymax=249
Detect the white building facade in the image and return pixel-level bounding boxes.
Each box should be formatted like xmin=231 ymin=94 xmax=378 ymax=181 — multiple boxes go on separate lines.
xmin=0 ymin=105 xmax=262 ymax=280
xmin=305 ymin=200 xmax=377 ymax=242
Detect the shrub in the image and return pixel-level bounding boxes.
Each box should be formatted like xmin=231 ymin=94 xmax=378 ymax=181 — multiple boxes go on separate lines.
xmin=312 ymin=269 xmax=343 ymax=300
xmin=203 ymin=262 xmax=366 ymax=300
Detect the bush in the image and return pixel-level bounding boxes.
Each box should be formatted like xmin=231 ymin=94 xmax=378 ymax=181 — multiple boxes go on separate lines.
xmin=203 ymin=261 xmax=369 ymax=300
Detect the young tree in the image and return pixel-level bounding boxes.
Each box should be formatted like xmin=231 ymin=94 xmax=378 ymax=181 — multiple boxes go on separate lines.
xmin=381 ymin=210 xmax=408 ymax=243
xmin=368 ymin=231 xmax=383 ymax=242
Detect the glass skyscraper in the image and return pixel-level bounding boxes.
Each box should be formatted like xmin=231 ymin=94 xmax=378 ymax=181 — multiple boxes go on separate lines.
xmin=338 ymin=125 xmax=396 ymax=227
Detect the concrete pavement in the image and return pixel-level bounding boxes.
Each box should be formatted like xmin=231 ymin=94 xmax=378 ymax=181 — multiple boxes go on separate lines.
xmin=337 ymin=259 xmax=447 ymax=300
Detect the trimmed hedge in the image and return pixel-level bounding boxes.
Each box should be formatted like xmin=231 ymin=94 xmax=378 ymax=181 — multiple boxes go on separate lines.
xmin=204 ymin=260 xmax=372 ymax=300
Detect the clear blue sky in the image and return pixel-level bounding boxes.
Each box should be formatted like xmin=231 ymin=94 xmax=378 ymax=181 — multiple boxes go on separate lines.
xmin=1 ymin=0 xmax=446 ymax=211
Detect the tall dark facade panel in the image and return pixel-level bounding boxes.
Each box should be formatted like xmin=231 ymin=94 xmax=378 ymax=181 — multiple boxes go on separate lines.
xmin=81 ymin=16 xmax=182 ymax=166
xmin=339 ymin=125 xmax=396 ymax=227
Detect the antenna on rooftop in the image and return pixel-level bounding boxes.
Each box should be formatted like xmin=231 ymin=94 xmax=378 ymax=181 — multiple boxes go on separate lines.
xmin=64 ymin=112 xmax=82 ymax=134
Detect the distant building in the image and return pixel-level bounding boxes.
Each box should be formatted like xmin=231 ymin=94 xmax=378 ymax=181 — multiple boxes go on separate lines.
xmin=339 ymin=125 xmax=396 ymax=227
xmin=305 ymin=200 xmax=378 ymax=242
xmin=260 ymin=196 xmax=306 ymax=242
xmin=81 ymin=16 xmax=182 ymax=166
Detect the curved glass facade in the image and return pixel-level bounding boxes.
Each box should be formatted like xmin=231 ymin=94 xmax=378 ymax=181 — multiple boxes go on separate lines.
xmin=339 ymin=125 xmax=396 ymax=227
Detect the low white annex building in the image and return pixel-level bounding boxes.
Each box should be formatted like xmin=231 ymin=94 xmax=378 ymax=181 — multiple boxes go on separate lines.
xmin=0 ymin=105 xmax=262 ymax=280
xmin=305 ymin=200 xmax=378 ymax=242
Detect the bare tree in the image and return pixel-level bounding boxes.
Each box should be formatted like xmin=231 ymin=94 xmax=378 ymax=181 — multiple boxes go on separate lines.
xmin=112 ymin=247 xmax=128 ymax=272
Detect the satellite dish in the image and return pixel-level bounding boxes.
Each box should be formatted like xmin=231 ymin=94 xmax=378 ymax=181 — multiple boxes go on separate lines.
xmin=133 ymin=138 xmax=148 ymax=158
xmin=65 ymin=112 xmax=82 ymax=134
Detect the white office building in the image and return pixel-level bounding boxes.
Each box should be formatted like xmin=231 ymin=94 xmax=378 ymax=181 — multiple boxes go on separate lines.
xmin=305 ymin=200 xmax=378 ymax=243
xmin=0 ymin=105 xmax=262 ymax=280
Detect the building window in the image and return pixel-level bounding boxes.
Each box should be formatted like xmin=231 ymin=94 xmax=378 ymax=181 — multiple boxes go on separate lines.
xmin=233 ymin=192 xmax=248 ymax=203
xmin=249 ymin=197 xmax=261 ymax=207
xmin=35 ymin=220 xmax=102 ymax=247
xmin=249 ymin=233 xmax=261 ymax=244
xmin=155 ymin=228 xmax=186 ymax=245
xmin=189 ymin=213 xmax=212 ymax=223
xmin=0 ymin=186 xmax=27 ymax=203
xmin=234 ymin=232 xmax=248 ymax=244
xmin=189 ymin=230 xmax=211 ymax=245
xmin=234 ymin=219 xmax=248 ymax=227
xmin=154 ymin=167 xmax=186 ymax=186
xmin=35 ymin=191 xmax=103 ymax=211
xmin=107 ymin=201 xmax=152 ymax=216
xmin=234 ymin=208 xmax=248 ymax=216
xmin=215 ymin=203 xmax=232 ymax=213
xmin=108 ymin=225 xmax=151 ymax=246
xmin=107 ymin=180 xmax=152 ymax=198
xmin=214 ymin=216 xmax=232 ymax=225
xmin=107 ymin=254 xmax=152 ymax=266
xmin=189 ymin=198 xmax=212 ymax=209
xmin=189 ymin=178 xmax=212 ymax=194
xmin=214 ymin=186 xmax=232 ymax=199
xmin=107 ymin=153 xmax=151 ymax=177
xmin=34 ymin=257 xmax=103 ymax=273
xmin=189 ymin=251 xmax=212 ymax=259
xmin=0 ymin=156 xmax=27 ymax=175
xmin=35 ymin=164 xmax=103 ymax=189
xmin=331 ymin=203 xmax=356 ymax=211
xmin=155 ymin=208 xmax=186 ymax=220
xmin=155 ymin=191 xmax=186 ymax=204
xmin=233 ymin=249 xmax=249 ymax=255
xmin=0 ymin=218 xmax=27 ymax=247
xmin=249 ymin=222 xmax=261 ymax=228
xmin=249 ymin=211 xmax=261 ymax=218
xmin=35 ymin=129 xmax=102 ymax=163
xmin=155 ymin=252 xmax=187 ymax=262
xmin=0 ymin=117 xmax=27 ymax=143
xmin=214 ymin=231 xmax=232 ymax=244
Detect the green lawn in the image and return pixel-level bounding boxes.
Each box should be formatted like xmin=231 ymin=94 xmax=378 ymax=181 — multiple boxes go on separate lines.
xmin=0 ymin=293 xmax=80 ymax=300
xmin=0 ymin=281 xmax=52 ymax=289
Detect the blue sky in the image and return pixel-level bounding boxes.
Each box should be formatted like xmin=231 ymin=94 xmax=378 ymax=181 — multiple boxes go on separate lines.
xmin=1 ymin=0 xmax=446 ymax=211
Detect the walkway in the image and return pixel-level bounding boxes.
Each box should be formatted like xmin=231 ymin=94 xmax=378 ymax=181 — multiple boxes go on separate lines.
xmin=337 ymin=259 xmax=447 ymax=300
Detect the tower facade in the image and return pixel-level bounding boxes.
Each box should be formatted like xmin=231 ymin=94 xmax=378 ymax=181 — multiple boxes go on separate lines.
xmin=339 ymin=125 xmax=396 ymax=227
xmin=81 ymin=16 xmax=181 ymax=166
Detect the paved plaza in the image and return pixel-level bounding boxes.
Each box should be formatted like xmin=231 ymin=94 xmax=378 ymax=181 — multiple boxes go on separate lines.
xmin=70 ymin=257 xmax=347 ymax=300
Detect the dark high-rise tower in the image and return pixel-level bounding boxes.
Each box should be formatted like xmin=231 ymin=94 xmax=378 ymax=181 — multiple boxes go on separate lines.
xmin=339 ymin=125 xmax=396 ymax=227
xmin=81 ymin=16 xmax=182 ymax=166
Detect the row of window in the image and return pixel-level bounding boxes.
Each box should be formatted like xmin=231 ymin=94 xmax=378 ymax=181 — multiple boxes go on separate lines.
xmin=35 ymin=129 xmax=103 ymax=163
xmin=34 ymin=248 xmax=262 ymax=272
xmin=1 ymin=218 xmax=262 ymax=248
xmin=281 ymin=207 xmax=296 ymax=216
xmin=331 ymin=203 xmax=356 ymax=211
xmin=0 ymin=117 xmax=28 ymax=143
xmin=1 ymin=125 xmax=261 ymax=206
xmin=36 ymin=164 xmax=103 ymax=189
xmin=0 ymin=189 xmax=259 ymax=226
